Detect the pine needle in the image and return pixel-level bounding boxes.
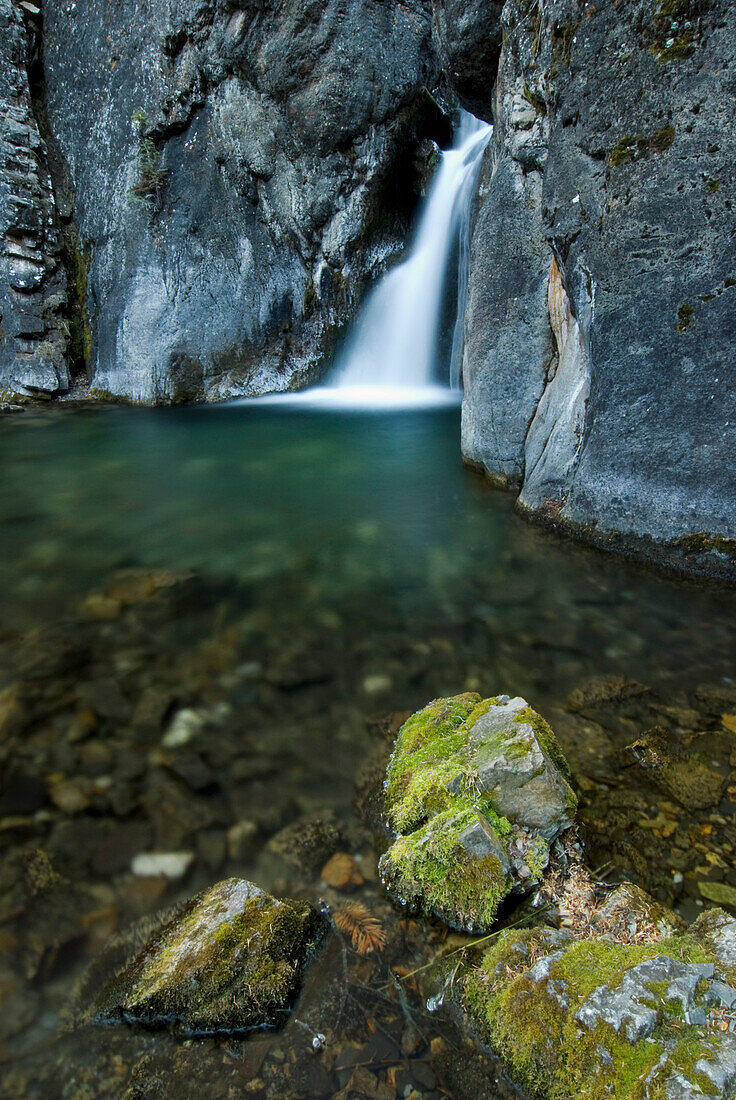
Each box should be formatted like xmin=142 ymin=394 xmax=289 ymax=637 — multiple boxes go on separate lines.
xmin=333 ymin=902 xmax=387 ymax=955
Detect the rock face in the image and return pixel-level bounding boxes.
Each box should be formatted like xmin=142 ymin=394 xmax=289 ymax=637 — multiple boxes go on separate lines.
xmin=379 ymin=693 xmax=577 ymax=932
xmin=97 ymin=878 xmax=326 ymax=1032
xmin=457 ymin=0 xmax=736 ymax=561
xmin=0 ymin=0 xmax=68 ymax=400
xmin=40 ymin=0 xmax=443 ymax=403
xmin=462 ymin=908 xmax=736 ymax=1100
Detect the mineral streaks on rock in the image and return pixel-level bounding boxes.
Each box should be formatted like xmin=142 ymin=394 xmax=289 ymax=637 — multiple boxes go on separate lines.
xmin=0 ymin=0 xmax=68 ymax=400
xmin=459 ymin=0 xmax=736 ymax=560
xmin=97 ymin=878 xmax=326 ymax=1033
xmin=379 ymin=693 xmax=577 ymax=931
xmin=463 ymin=921 xmax=736 ymax=1100
xmin=41 ymin=0 xmax=442 ymax=404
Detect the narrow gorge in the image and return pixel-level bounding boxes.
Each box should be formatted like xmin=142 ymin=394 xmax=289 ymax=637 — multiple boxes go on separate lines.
xmin=1 ymin=4 xmax=736 ymax=1100
xmin=1 ymin=0 xmax=733 ymax=570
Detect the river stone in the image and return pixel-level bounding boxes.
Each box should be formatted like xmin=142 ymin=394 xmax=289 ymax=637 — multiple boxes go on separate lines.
xmin=97 ymin=878 xmax=326 ymax=1033
xmin=379 ymin=693 xmax=576 ymax=931
xmin=457 ymin=695 xmax=576 ymax=839
xmin=461 ymin=923 xmax=736 ymax=1100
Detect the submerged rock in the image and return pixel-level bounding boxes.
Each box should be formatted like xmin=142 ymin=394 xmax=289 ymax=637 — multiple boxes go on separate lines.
xmin=461 ymin=908 xmax=736 ymax=1100
xmin=625 ymin=725 xmax=727 ymax=811
xmin=97 ymin=878 xmax=326 ymax=1033
xmin=379 ymin=693 xmax=577 ymax=931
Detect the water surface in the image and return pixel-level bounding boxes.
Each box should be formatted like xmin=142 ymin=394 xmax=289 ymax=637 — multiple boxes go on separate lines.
xmin=1 ymin=402 xmax=735 ymax=1099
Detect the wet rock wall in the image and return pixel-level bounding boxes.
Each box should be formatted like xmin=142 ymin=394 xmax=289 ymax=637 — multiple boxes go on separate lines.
xmin=454 ymin=0 xmax=736 ymax=560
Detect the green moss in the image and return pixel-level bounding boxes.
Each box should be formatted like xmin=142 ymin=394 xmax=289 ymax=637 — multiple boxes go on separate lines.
xmin=386 ymin=694 xmax=574 ymax=836
xmin=551 ymin=22 xmax=579 ymax=68
xmin=525 ymin=835 xmax=550 ymax=880
xmin=654 ymin=29 xmax=696 ymax=61
xmin=89 ymin=387 xmax=134 ymax=405
xmin=674 ymin=531 xmax=714 ymax=552
xmin=647 ymin=0 xmax=707 ymax=62
xmin=608 ymin=126 xmax=675 ymax=167
xmin=675 ymin=303 xmax=694 ymax=332
xmin=385 ymin=693 xmax=482 ymax=832
xmin=384 ymin=807 xmax=511 ymax=930
xmin=127 ymin=111 xmax=167 ymax=211
xmin=513 ymin=707 xmax=571 ymax=781
xmin=464 ymin=931 xmax=726 ymax=1099
xmin=706 ymin=177 xmax=720 ymax=193
xmin=523 ymin=83 xmax=547 ymax=116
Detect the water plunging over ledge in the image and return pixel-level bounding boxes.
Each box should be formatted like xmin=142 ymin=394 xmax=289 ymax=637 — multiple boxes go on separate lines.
xmin=244 ymin=112 xmax=492 ymax=411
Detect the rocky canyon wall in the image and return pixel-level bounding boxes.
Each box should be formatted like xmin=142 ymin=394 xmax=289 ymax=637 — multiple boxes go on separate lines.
xmin=1 ymin=0 xmax=734 ymax=571
xmin=0 ymin=0 xmax=68 ymax=399
xmin=4 ymin=0 xmax=444 ymax=403
xmin=450 ymin=0 xmax=736 ymax=564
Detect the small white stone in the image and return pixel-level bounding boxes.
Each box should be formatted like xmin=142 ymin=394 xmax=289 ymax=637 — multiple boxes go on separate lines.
xmin=131 ymin=851 xmax=194 ymax=878
xmin=362 ymin=673 xmax=393 ymax=695
xmin=162 ymin=707 xmax=205 ymax=747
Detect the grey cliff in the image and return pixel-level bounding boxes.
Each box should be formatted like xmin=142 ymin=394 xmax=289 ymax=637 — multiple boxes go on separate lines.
xmin=0 ymin=0 xmax=68 ymax=399
xmin=40 ymin=0 xmax=443 ymax=403
xmin=453 ymin=0 xmax=736 ymax=563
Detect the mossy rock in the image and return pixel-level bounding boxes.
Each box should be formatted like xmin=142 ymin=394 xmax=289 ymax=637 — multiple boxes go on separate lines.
xmin=379 ymin=694 xmax=577 ymax=932
xmin=96 ymin=879 xmax=327 ymax=1033
xmin=462 ymin=918 xmax=736 ymax=1099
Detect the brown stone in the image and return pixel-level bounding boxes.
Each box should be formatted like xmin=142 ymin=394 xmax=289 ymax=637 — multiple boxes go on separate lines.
xmin=320 ymin=852 xmax=364 ymax=889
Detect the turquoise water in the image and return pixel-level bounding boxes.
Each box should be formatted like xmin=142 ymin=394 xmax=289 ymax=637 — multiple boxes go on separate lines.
xmin=1 ymin=401 xmax=734 ymax=702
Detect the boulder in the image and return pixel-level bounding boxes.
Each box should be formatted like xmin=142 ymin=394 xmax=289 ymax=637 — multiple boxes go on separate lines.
xmin=96 ymin=878 xmax=326 ymax=1033
xmin=379 ymin=693 xmax=577 ymax=931
xmin=461 ymin=908 xmax=736 ymax=1100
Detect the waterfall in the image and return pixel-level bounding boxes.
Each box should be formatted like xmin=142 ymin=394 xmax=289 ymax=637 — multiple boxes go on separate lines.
xmin=332 ymin=111 xmax=492 ymax=398
xmin=239 ymin=111 xmax=491 ymax=409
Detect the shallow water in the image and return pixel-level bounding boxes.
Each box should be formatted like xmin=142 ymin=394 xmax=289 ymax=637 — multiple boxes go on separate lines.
xmin=2 ymin=401 xmax=735 ymax=677
xmin=1 ymin=402 xmax=735 ymax=1099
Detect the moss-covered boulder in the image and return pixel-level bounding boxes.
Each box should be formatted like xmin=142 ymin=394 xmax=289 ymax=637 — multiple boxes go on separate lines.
xmin=97 ymin=879 xmax=326 ymax=1033
xmin=461 ymin=911 xmax=736 ymax=1100
xmin=379 ymin=693 xmax=577 ymax=932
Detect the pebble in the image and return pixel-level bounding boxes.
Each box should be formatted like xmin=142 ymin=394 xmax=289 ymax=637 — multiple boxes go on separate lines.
xmin=130 ymin=851 xmax=194 ymax=878
xmin=699 ymin=881 xmax=736 ymax=909
xmin=48 ymin=776 xmax=92 ymax=814
xmin=162 ymin=708 xmax=206 ymax=747
xmin=321 ymin=852 xmax=364 ymax=889
xmin=362 ymin=674 xmax=393 ymax=695
xmin=227 ymin=819 xmax=259 ymax=861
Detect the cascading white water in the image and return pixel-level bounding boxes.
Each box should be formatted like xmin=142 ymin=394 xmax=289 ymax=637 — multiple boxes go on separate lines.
xmin=239 ymin=112 xmax=491 ymax=409
xmin=332 ymin=112 xmax=491 ymax=397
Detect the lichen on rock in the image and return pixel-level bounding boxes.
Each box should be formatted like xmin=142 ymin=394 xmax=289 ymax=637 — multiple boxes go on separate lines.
xmin=459 ymin=900 xmax=736 ymax=1100
xmin=379 ymin=693 xmax=577 ymax=931
xmin=96 ymin=878 xmax=327 ymax=1034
